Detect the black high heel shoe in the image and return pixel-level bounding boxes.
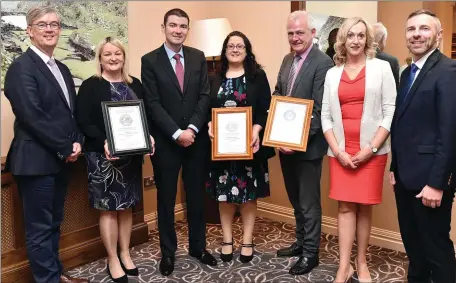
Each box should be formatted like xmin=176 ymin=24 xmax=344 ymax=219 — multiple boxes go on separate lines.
xmin=220 ymin=241 xmax=234 ymax=262
xmin=107 ymin=261 xmax=128 ymax=283
xmin=119 ymin=254 xmax=139 ymax=276
xmin=239 ymin=243 xmax=255 ymax=263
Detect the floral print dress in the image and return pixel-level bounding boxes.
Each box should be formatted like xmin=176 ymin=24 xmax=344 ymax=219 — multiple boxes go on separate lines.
xmin=206 ymin=75 xmax=270 ymax=204
xmin=86 ymin=82 xmax=142 ymax=210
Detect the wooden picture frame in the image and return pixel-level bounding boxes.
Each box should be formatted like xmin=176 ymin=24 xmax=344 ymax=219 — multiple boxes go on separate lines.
xmin=262 ymin=96 xmax=314 ymax=152
xmin=212 ymin=107 xmax=253 ymax=160
xmin=101 ymin=100 xmax=152 ymax=157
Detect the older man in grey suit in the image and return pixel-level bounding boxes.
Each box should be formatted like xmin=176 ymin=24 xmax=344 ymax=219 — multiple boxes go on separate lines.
xmin=273 ymin=10 xmax=333 ymax=275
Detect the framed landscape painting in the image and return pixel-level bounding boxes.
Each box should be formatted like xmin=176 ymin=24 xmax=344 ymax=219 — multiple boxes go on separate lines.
xmin=1 ymin=1 xmax=128 ymax=88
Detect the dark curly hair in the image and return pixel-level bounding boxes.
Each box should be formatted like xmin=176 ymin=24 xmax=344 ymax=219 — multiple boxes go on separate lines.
xmin=220 ymin=31 xmax=262 ymax=81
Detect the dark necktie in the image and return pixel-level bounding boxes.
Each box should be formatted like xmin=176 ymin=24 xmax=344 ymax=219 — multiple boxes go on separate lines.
xmin=173 ymin=54 xmax=184 ymax=92
xmin=286 ymin=55 xmax=301 ymax=96
xmin=402 ymin=63 xmax=418 ymax=102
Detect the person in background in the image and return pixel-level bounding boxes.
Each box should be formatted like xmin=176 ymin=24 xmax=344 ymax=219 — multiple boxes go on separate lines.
xmin=141 ymin=8 xmax=216 ymax=276
xmin=273 ymin=10 xmax=333 ymax=276
xmin=206 ymin=31 xmax=275 ymax=264
xmin=372 ymin=22 xmax=400 ymax=89
xmin=321 ymin=17 xmax=396 ymax=282
xmin=3 ymin=5 xmax=88 ymax=283
xmin=76 ymin=37 xmax=154 ymax=283
xmin=390 ymin=9 xmax=456 ymax=283
xmin=326 ymin=28 xmax=339 ymax=63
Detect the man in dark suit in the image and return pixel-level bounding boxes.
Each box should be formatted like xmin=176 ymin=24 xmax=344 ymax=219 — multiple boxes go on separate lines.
xmin=273 ymin=11 xmax=333 ymax=275
xmin=3 ymin=6 xmax=88 ymax=283
xmin=390 ymin=9 xmax=456 ymax=283
xmin=141 ymin=8 xmax=216 ymax=276
xmin=373 ymin=22 xmax=400 ymax=89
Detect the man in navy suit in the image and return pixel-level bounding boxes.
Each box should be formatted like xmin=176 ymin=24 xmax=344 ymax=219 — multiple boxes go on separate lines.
xmin=4 ymin=6 xmax=88 ymax=283
xmin=141 ymin=8 xmax=216 ymax=276
xmin=389 ymin=9 xmax=456 ymax=283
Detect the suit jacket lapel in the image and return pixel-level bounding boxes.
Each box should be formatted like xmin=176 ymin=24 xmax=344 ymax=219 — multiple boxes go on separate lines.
xmin=281 ymin=55 xmax=293 ymax=96
xmin=290 ymin=45 xmax=317 ymax=97
xmin=57 ymin=61 xmax=75 ymax=111
xmin=396 ymin=50 xmax=441 ymax=120
xmin=158 ymin=45 xmax=182 ymax=94
xmin=183 ymin=46 xmax=192 ymax=95
xmin=27 ymin=48 xmax=71 ymax=111
xmin=364 ymin=59 xmax=375 ymax=100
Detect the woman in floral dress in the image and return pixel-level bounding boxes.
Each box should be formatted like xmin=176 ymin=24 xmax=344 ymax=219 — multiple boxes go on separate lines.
xmin=207 ymin=31 xmax=275 ymax=263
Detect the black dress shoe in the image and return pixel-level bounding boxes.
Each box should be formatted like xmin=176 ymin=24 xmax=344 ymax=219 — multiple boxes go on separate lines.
xmin=119 ymin=255 xmax=139 ymax=276
xmin=289 ymin=255 xmax=319 ymax=275
xmin=220 ymin=241 xmax=234 ymax=262
xmin=277 ymin=242 xmax=303 ymax=257
xmin=189 ymin=249 xmax=217 ymax=266
xmin=239 ymin=243 xmax=255 ymax=263
xmin=107 ymin=263 xmax=128 ymax=283
xmin=159 ymin=256 xmax=175 ymax=276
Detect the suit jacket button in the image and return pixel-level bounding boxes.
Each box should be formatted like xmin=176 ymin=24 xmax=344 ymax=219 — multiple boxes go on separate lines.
xmin=183 ymin=117 xmax=187 ymax=120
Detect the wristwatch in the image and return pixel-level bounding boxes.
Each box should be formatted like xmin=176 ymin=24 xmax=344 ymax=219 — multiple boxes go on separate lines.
xmin=369 ymin=144 xmax=378 ymax=153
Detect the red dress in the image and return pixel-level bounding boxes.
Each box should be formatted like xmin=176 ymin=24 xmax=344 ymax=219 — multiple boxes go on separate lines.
xmin=328 ymin=67 xmax=387 ymax=205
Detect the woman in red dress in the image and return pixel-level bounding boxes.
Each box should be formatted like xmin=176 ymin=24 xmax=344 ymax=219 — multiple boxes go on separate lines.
xmin=321 ymin=18 xmax=397 ymax=282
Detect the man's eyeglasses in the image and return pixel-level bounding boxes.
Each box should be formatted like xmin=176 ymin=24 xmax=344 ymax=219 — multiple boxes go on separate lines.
xmin=227 ymin=44 xmax=245 ymax=50
xmin=30 ymin=22 xmax=60 ymax=30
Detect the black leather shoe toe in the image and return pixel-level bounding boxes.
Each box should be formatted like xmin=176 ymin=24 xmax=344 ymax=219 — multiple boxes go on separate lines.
xmin=159 ymin=256 xmax=175 ymax=276
xmin=289 ymin=255 xmax=319 ymax=275
xmin=190 ymin=249 xmax=217 ymax=266
xmin=276 ymin=242 xmax=303 ymax=257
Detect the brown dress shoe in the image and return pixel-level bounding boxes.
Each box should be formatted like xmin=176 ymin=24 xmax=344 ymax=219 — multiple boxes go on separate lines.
xmin=60 ymin=273 xmax=90 ymax=283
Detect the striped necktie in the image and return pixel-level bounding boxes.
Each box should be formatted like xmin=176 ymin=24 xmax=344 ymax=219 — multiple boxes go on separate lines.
xmin=286 ymin=55 xmax=301 ymax=96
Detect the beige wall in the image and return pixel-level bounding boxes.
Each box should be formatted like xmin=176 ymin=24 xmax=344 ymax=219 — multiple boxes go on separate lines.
xmin=307 ymin=1 xmax=378 ymax=24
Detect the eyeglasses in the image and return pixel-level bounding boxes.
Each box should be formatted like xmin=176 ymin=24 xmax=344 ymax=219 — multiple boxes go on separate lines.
xmin=227 ymin=44 xmax=245 ymax=50
xmin=30 ymin=22 xmax=60 ymax=30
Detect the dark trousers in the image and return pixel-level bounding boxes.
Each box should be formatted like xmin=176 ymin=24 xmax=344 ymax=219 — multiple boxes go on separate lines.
xmin=279 ymin=155 xmax=322 ymax=257
xmin=394 ymin=175 xmax=455 ymax=283
xmin=15 ymin=169 xmax=69 ymax=283
xmin=152 ymin=143 xmax=208 ymax=258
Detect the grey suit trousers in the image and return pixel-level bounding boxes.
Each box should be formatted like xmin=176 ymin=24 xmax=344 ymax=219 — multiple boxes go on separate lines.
xmin=279 ymin=154 xmax=322 ymax=257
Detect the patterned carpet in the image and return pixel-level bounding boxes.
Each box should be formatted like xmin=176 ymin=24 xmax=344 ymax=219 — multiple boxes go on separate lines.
xmin=68 ymin=217 xmax=408 ymax=282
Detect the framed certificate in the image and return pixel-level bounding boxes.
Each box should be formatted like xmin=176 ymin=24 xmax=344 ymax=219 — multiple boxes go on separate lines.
xmin=262 ymin=96 xmax=314 ymax=152
xmin=212 ymin=107 xmax=253 ymax=161
xmin=101 ymin=100 xmax=152 ymax=157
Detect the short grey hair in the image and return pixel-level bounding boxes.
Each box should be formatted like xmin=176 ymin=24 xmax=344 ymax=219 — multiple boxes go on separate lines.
xmin=372 ymin=22 xmax=387 ymax=44
xmin=288 ymin=10 xmax=316 ymax=30
xmin=26 ymin=5 xmax=60 ymax=26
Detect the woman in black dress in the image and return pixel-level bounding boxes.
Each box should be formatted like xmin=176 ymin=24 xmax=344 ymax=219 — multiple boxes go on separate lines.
xmin=207 ymin=31 xmax=275 ymax=263
xmin=76 ymin=37 xmax=154 ymax=283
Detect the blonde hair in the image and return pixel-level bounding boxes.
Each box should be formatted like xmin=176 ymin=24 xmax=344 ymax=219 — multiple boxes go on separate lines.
xmin=94 ymin=37 xmax=132 ymax=84
xmin=334 ymin=17 xmax=377 ymax=66
xmin=26 ymin=5 xmax=60 ymax=26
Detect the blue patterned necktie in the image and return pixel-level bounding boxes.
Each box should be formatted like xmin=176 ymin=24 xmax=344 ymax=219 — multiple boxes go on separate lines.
xmin=402 ymin=63 xmax=418 ymax=102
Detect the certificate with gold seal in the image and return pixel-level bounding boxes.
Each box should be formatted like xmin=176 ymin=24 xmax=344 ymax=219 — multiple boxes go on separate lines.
xmin=212 ymin=107 xmax=253 ymax=160
xmin=101 ymin=100 xmax=152 ymax=156
xmin=262 ymin=96 xmax=313 ymax=152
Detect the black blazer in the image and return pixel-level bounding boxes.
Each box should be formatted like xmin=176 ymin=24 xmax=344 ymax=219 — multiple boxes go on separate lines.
xmin=4 ymin=48 xmax=83 ymax=175
xmin=390 ymin=50 xmax=456 ymax=191
xmin=376 ymin=49 xmax=400 ymax=90
xmin=141 ymin=44 xmax=210 ymax=152
xmin=209 ymin=69 xmax=276 ymax=161
xmin=75 ymin=75 xmax=144 ymax=153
